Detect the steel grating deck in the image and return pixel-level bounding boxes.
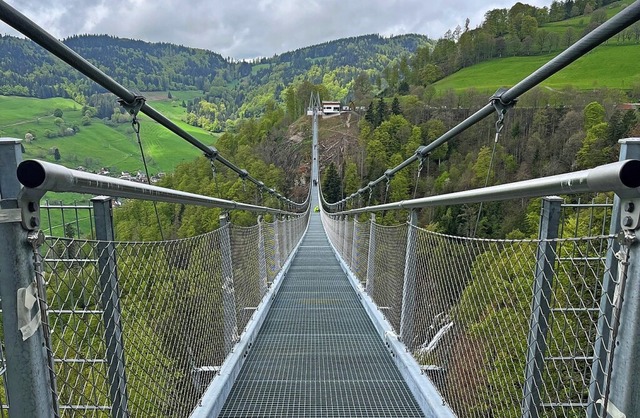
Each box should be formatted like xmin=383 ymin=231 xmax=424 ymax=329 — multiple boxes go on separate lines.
xmin=218 ymin=214 xmax=425 ymax=417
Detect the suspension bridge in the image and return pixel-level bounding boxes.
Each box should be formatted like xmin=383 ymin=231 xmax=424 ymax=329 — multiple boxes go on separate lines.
xmin=2 ymin=1 xmax=640 ymax=417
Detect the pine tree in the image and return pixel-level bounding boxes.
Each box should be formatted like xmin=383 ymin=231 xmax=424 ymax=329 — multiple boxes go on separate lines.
xmin=365 ymin=102 xmax=376 ymax=125
xmin=375 ymin=97 xmax=387 ymax=127
xmin=322 ymin=162 xmax=342 ymax=203
xmin=391 ymin=97 xmax=402 ymax=115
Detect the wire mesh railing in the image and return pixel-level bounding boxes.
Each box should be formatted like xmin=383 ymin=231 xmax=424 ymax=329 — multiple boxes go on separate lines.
xmin=21 ymin=210 xmax=308 ymax=417
xmin=41 ymin=201 xmax=96 ymax=239
xmin=321 ymin=198 xmax=626 ymax=418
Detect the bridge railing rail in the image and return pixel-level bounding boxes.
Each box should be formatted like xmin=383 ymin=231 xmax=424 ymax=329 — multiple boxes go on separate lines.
xmin=321 ymin=139 xmax=640 ymax=418
xmin=0 ymin=139 xmax=309 ymax=417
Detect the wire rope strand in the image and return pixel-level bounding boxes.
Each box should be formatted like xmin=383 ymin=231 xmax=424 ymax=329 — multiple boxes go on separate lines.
xmin=132 ymin=118 xmax=165 ymax=240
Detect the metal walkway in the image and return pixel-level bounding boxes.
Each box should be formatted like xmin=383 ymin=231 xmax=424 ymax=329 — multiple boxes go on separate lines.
xmin=218 ymin=212 xmax=425 ymax=417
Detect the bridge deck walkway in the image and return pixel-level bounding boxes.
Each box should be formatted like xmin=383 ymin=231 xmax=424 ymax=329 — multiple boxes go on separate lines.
xmin=218 ymin=212 xmax=425 ymax=417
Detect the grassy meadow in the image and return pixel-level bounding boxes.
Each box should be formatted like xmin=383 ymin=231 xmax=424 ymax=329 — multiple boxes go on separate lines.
xmin=0 ymin=91 xmax=216 ymax=234
xmin=433 ymin=44 xmax=640 ymax=93
xmin=0 ymin=91 xmax=216 ymax=174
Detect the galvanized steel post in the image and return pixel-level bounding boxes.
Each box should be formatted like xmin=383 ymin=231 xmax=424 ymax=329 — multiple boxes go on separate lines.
xmin=339 ymin=215 xmax=345 ymax=255
xmin=365 ymin=214 xmax=376 ymax=296
xmin=0 ymin=138 xmax=55 ymax=417
xmin=281 ymin=216 xmax=289 ymax=261
xmin=601 ymin=138 xmax=640 ymax=418
xmin=273 ymin=216 xmax=281 ymax=272
xmin=522 ymin=196 xmax=562 ymax=418
xmin=219 ymin=214 xmax=238 ymax=353
xmin=287 ymin=215 xmax=293 ymax=255
xmin=400 ymin=210 xmax=418 ymax=350
xmin=588 ymin=138 xmax=640 ymax=417
xmin=350 ymin=215 xmax=358 ymax=271
xmin=343 ymin=216 xmax=350 ymax=263
xmin=257 ymin=216 xmax=268 ymax=296
xmin=92 ymin=196 xmax=130 ymax=418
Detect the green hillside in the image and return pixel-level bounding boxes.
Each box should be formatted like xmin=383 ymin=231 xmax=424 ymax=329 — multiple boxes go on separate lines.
xmin=542 ymin=0 xmax=634 ymax=34
xmin=0 ymin=91 xmax=216 ymax=175
xmin=433 ymin=44 xmax=640 ymax=93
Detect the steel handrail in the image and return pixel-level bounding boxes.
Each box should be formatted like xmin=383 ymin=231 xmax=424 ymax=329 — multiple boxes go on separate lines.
xmin=326 ymin=159 xmax=640 ymax=216
xmin=17 ymin=160 xmax=300 ymax=216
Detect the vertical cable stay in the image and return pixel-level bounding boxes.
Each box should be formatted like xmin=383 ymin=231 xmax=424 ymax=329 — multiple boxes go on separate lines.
xmin=120 ymin=96 xmax=165 ymax=240
xmin=473 ymin=94 xmax=510 ymax=237
xmin=412 ymin=157 xmax=425 ymax=200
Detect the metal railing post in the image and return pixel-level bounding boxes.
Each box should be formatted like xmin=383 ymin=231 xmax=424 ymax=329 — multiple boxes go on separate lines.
xmin=219 ymin=214 xmax=238 ymax=353
xmin=92 ymin=196 xmax=129 ymax=418
xmin=343 ymin=216 xmax=350 ymax=262
xmin=593 ymin=138 xmax=640 ymax=418
xmin=281 ymin=216 xmax=289 ymax=260
xmin=335 ymin=215 xmax=341 ymax=253
xmin=588 ymin=139 xmax=640 ymax=417
xmin=366 ymin=214 xmax=377 ymax=295
xmin=257 ymin=216 xmax=268 ymax=296
xmin=273 ymin=217 xmax=281 ymax=273
xmin=0 ymin=138 xmax=54 ymax=417
xmin=522 ymin=196 xmax=562 ymax=418
xmin=351 ymin=215 xmax=358 ymax=270
xmin=287 ymin=215 xmax=293 ymax=255
xmin=400 ymin=210 xmax=418 ymax=350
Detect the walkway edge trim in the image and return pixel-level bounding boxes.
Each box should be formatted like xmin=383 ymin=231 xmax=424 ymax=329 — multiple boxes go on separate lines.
xmin=189 ymin=219 xmax=311 ymax=418
xmin=325 ymin=234 xmax=457 ymax=418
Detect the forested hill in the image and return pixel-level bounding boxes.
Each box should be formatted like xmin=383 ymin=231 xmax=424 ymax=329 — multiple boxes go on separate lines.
xmin=0 ymin=34 xmax=230 ymax=98
xmin=269 ymin=34 xmax=428 ymax=68
xmin=0 ymin=33 xmax=429 ymax=115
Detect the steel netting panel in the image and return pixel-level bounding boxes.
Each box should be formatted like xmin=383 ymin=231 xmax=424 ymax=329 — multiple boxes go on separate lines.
xmin=278 ymin=220 xmax=287 ymax=267
xmin=230 ymin=225 xmax=262 ymax=333
xmin=369 ymin=223 xmax=407 ymax=334
xmin=262 ymin=221 xmax=278 ymax=285
xmin=410 ymin=227 xmax=615 ymax=418
xmin=41 ymin=237 xmax=111 ymax=417
xmin=41 ymin=229 xmax=233 ymax=417
xmin=343 ymin=220 xmax=354 ymax=268
xmin=352 ymin=219 xmax=370 ymax=285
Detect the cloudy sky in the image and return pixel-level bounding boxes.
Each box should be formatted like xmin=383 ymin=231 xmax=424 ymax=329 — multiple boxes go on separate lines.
xmin=1 ymin=0 xmax=551 ymax=60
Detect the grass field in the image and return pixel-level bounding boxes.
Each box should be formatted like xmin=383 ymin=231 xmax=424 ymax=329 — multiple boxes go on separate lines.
xmin=433 ymin=44 xmax=640 ymax=93
xmin=0 ymin=91 xmax=217 ymax=175
xmin=0 ymin=91 xmax=217 ymax=209
xmin=542 ymin=0 xmax=634 ymax=34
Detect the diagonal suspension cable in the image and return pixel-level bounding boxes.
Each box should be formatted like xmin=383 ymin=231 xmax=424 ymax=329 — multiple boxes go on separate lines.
xmin=321 ymin=0 xmax=640 ymax=212
xmin=0 ymin=0 xmax=306 ymax=211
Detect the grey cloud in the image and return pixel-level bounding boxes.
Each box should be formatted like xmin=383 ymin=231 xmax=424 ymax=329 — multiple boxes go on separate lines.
xmin=1 ymin=0 xmax=551 ymax=59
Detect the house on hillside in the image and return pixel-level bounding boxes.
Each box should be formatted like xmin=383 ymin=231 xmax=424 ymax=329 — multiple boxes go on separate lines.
xmin=306 ymin=100 xmax=344 ymax=116
xmin=322 ymin=101 xmax=341 ymax=114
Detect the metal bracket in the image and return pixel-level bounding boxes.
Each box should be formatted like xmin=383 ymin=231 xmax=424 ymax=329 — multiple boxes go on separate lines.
xmin=205 ymin=146 xmax=219 ymax=161
xmin=619 ymin=198 xmax=640 ymax=231
xmin=118 ymin=95 xmax=146 ymax=117
xmin=17 ymin=188 xmax=45 ymax=231
xmin=490 ymin=87 xmax=517 ymax=115
xmin=415 ymin=145 xmax=429 ymax=159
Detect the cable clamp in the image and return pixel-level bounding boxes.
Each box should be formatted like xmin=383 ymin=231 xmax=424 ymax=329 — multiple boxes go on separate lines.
xmin=205 ymin=146 xmax=219 ymax=161
xmin=490 ymin=87 xmax=516 ymax=136
xmin=118 ymin=95 xmax=146 ymax=117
